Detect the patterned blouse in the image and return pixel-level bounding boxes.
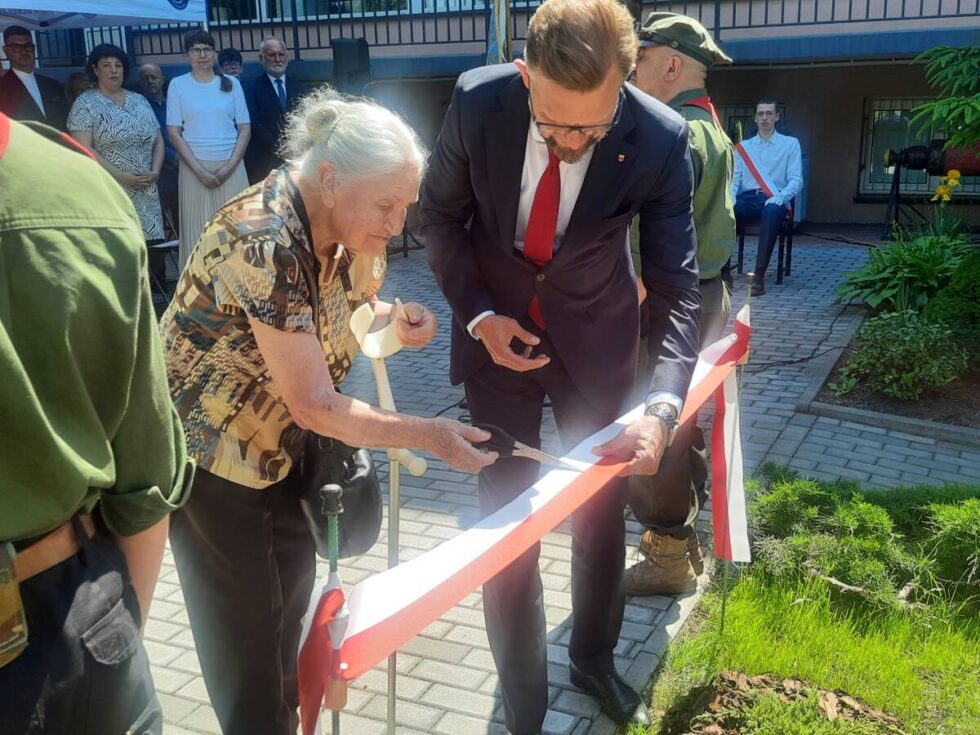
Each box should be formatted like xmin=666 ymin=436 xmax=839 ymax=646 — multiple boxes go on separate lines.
xmin=67 ymin=89 xmax=164 ymax=240
xmin=159 ymin=169 xmax=386 ymax=489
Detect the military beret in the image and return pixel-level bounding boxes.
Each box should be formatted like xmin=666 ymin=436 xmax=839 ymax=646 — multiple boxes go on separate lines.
xmin=638 ymin=12 xmax=733 ymax=68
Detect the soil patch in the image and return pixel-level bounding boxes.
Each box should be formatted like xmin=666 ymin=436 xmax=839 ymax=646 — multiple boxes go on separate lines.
xmin=816 ymin=350 xmax=980 ymax=430
xmin=658 ymin=670 xmax=908 ymax=735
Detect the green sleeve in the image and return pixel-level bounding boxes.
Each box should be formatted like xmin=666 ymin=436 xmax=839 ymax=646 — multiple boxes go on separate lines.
xmin=99 ymin=257 xmax=195 ymax=537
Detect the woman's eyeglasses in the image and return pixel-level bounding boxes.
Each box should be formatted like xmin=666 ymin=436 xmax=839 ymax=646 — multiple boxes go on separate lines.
xmin=188 ymin=47 xmax=215 ymax=58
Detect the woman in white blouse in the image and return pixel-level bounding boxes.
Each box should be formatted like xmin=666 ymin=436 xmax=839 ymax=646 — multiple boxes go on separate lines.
xmin=167 ymin=30 xmax=251 ymax=270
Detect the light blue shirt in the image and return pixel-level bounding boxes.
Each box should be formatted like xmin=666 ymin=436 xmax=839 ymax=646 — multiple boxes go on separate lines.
xmin=732 ymin=131 xmax=803 ymax=205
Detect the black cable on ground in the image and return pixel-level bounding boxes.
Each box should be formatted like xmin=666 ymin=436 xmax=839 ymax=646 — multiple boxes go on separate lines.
xmin=745 ymin=300 xmax=857 ymax=373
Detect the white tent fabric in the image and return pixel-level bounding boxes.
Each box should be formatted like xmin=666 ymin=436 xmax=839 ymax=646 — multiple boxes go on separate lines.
xmin=1 ymin=1 xmax=206 ymax=30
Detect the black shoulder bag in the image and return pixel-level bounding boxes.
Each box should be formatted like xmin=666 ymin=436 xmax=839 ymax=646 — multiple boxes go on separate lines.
xmin=296 ymin=246 xmax=383 ymax=559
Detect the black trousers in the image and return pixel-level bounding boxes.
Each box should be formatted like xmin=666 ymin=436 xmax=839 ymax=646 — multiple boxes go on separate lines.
xmin=465 ymin=331 xmax=628 ymax=735
xmin=734 ymin=190 xmax=789 ymax=279
xmin=0 ymin=522 xmax=161 ymax=735
xmin=630 ymin=276 xmax=730 ymax=538
xmin=169 ymin=468 xmax=316 ymax=735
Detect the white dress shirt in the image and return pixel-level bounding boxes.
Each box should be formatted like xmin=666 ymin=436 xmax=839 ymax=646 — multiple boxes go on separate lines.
xmin=12 ymin=68 xmax=45 ymax=118
xmin=466 ymin=121 xmax=595 ymax=337
xmin=731 ymin=130 xmax=803 ymax=205
xmin=267 ymin=73 xmax=287 ymax=90
xmin=467 ymin=121 xmax=682 ymax=414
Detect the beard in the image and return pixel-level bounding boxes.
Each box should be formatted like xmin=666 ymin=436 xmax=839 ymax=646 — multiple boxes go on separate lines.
xmin=545 ymin=132 xmax=606 ymax=164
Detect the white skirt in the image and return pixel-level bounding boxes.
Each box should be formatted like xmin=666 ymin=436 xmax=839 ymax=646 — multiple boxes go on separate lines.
xmin=178 ymin=158 xmax=249 ymax=272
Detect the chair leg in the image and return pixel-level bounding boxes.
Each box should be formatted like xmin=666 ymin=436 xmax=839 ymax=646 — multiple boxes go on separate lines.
xmin=785 ymin=233 xmax=793 ymax=276
xmin=776 ymin=234 xmax=785 ymax=285
xmin=737 ymin=235 xmax=744 ymax=274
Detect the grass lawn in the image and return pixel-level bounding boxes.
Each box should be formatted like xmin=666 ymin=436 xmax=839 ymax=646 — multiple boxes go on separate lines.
xmin=638 ymin=475 xmax=980 ymax=735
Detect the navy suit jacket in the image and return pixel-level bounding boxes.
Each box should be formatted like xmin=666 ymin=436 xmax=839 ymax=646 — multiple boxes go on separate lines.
xmin=419 ymin=65 xmax=701 ymax=410
xmin=243 ymin=74 xmax=305 ymax=183
xmin=0 ymin=70 xmax=68 ymax=131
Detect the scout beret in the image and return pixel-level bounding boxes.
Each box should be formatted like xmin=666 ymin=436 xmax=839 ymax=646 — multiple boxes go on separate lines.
xmin=638 ymin=12 xmax=733 ymax=68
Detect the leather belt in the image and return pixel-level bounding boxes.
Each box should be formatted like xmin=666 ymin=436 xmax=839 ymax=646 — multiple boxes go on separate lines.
xmin=12 ymin=515 xmax=95 ymax=583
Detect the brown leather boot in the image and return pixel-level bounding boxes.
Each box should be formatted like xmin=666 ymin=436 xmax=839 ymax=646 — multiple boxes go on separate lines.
xmin=687 ymin=534 xmax=705 ymax=576
xmin=625 ymin=531 xmax=697 ymax=596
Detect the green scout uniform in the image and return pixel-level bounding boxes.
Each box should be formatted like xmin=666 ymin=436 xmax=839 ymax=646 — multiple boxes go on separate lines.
xmin=629 ymin=14 xmax=735 ymax=548
xmin=1 ymin=114 xmax=193 ymax=735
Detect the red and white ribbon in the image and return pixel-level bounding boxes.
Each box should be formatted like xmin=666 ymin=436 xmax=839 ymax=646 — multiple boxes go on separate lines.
xmin=298 ymin=306 xmax=752 ymax=733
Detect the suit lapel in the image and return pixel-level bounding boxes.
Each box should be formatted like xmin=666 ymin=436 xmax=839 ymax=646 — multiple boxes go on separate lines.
xmin=6 ymin=73 xmax=44 ymax=121
xmin=562 ymin=95 xmax=638 ymax=252
xmin=484 ymin=74 xmax=530 ymax=252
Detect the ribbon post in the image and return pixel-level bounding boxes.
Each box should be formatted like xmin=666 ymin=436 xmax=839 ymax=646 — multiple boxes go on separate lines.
xmin=349 ymin=299 xmax=427 ymax=735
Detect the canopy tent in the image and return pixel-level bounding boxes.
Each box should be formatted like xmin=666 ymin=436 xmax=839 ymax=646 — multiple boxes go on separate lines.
xmin=0 ymin=1 xmax=207 ymax=30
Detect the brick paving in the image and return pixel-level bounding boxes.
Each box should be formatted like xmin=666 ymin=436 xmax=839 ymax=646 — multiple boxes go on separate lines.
xmin=151 ymin=236 xmax=980 ymax=734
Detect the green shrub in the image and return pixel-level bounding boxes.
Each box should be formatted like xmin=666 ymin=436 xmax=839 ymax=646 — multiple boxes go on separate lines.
xmin=861 ymin=484 xmax=980 ymax=541
xmin=927 ymin=498 xmax=980 ymax=585
xmin=837 ymin=311 xmax=968 ymax=400
xmin=924 ymin=250 xmax=980 ymax=355
xmin=836 ymin=235 xmax=969 ymax=313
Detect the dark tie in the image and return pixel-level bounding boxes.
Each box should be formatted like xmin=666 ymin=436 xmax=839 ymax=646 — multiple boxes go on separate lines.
xmin=275 ymin=78 xmax=287 ymax=111
xmin=523 ymin=148 xmax=561 ymax=330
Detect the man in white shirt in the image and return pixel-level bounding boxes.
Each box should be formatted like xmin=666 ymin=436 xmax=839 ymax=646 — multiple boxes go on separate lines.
xmin=0 ymin=26 xmax=69 ymax=131
xmin=732 ymin=98 xmax=803 ymax=295
xmin=420 ymin=0 xmax=701 ymax=731
xmin=243 ymin=37 xmax=305 ymax=184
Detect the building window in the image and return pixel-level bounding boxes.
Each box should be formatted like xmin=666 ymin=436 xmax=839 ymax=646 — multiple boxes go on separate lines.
xmin=861 ymin=98 xmax=978 ymax=197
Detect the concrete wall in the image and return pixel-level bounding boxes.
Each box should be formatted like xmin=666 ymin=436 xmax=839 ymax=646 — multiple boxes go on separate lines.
xmin=707 ymin=62 xmax=979 ymax=224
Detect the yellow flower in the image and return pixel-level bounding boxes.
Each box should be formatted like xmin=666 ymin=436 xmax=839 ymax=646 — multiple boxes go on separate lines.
xmin=947 ymin=169 xmax=962 ymax=180
xmin=932 ymin=185 xmax=952 ymax=202
xmin=947 ymin=177 xmax=961 ymax=189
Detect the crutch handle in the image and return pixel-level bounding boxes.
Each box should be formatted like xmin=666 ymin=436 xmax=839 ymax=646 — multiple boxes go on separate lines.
xmin=389 ymin=448 xmax=427 ymax=476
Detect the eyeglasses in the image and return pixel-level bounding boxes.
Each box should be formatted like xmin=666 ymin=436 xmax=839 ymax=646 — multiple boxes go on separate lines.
xmin=529 ymin=87 xmax=624 ymax=139
xmin=5 ymin=42 xmax=35 ymax=52
xmin=263 ymin=52 xmax=287 ymax=60
xmin=188 ymin=47 xmax=215 ymax=58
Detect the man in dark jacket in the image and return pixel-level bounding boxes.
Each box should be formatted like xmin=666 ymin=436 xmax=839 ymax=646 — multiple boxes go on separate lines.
xmin=242 ymin=37 xmax=304 ymax=184
xmin=0 ymin=25 xmax=69 ymax=130
xmin=419 ymin=0 xmax=701 ymax=731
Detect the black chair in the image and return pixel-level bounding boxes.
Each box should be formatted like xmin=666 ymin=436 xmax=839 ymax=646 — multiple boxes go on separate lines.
xmin=148 ymin=239 xmax=179 ymax=302
xmin=735 ymin=199 xmax=795 ymax=284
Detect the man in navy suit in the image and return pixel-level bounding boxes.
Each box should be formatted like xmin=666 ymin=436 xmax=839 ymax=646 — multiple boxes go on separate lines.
xmin=242 ymin=37 xmax=304 ymax=184
xmin=419 ymin=1 xmax=701 ymax=731
xmin=0 ymin=26 xmax=69 ymax=131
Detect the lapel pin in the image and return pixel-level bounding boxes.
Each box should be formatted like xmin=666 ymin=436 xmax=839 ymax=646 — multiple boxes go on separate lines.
xmin=617 ymin=154 xmax=626 ymax=162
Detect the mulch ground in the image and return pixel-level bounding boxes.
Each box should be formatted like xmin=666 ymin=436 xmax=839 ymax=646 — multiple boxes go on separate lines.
xmin=657 ymin=670 xmax=908 ymax=735
xmin=816 ymin=352 xmax=980 ymax=430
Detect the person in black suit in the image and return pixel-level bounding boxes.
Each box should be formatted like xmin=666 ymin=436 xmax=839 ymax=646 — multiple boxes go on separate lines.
xmin=0 ymin=26 xmax=69 ymax=130
xmin=242 ymin=37 xmax=304 ymax=184
xmin=419 ymin=1 xmax=701 ymax=732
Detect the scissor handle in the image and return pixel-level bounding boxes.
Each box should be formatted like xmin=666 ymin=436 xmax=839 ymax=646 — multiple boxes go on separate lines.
xmin=471 ymin=423 xmax=518 ymax=456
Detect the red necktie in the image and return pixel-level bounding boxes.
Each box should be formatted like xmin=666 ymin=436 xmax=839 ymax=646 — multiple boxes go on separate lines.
xmin=523 ymin=148 xmax=561 ymax=329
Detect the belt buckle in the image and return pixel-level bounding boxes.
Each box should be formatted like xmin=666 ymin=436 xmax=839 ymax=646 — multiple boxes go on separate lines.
xmin=0 ymin=543 xmax=29 ymax=669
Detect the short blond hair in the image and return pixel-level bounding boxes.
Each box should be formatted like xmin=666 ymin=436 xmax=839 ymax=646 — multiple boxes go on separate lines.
xmin=524 ymin=0 xmax=637 ymax=91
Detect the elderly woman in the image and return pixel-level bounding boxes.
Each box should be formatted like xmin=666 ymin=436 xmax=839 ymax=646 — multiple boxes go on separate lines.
xmin=160 ymin=89 xmax=494 ymax=735
xmin=167 ymin=30 xmax=251 ymax=271
xmin=68 ymin=44 xmax=165 ymax=244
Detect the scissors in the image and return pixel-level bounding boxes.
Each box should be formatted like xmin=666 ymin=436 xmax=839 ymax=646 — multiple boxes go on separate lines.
xmin=473 ymin=423 xmax=582 ymax=471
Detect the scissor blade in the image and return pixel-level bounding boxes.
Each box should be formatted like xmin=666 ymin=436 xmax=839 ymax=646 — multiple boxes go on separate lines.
xmin=514 ymin=445 xmax=583 ymax=471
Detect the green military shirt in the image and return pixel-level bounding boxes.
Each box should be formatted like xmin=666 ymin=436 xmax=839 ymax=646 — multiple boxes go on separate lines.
xmin=671 ymin=88 xmax=736 ymax=280
xmin=630 ymin=88 xmax=735 ymax=281
xmin=0 ymin=116 xmax=194 ymax=542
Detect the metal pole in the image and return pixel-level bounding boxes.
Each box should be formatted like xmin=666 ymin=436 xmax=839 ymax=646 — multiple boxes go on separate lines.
xmin=326 ymin=489 xmax=342 ymax=735
xmin=386 ymin=455 xmax=401 ymax=735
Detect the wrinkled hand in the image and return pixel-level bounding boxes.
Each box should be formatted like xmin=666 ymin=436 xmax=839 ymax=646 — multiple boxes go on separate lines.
xmin=395 ymin=302 xmax=437 ymax=348
xmin=423 ymin=418 xmax=497 ymax=474
xmin=764 ymin=195 xmax=784 ymax=207
xmin=474 ymin=315 xmax=550 ymax=372
xmin=592 ymin=415 xmax=670 ymax=476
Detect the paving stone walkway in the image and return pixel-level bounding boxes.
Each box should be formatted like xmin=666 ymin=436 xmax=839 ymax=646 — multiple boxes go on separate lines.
xmin=151 ymin=236 xmax=980 ymax=734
